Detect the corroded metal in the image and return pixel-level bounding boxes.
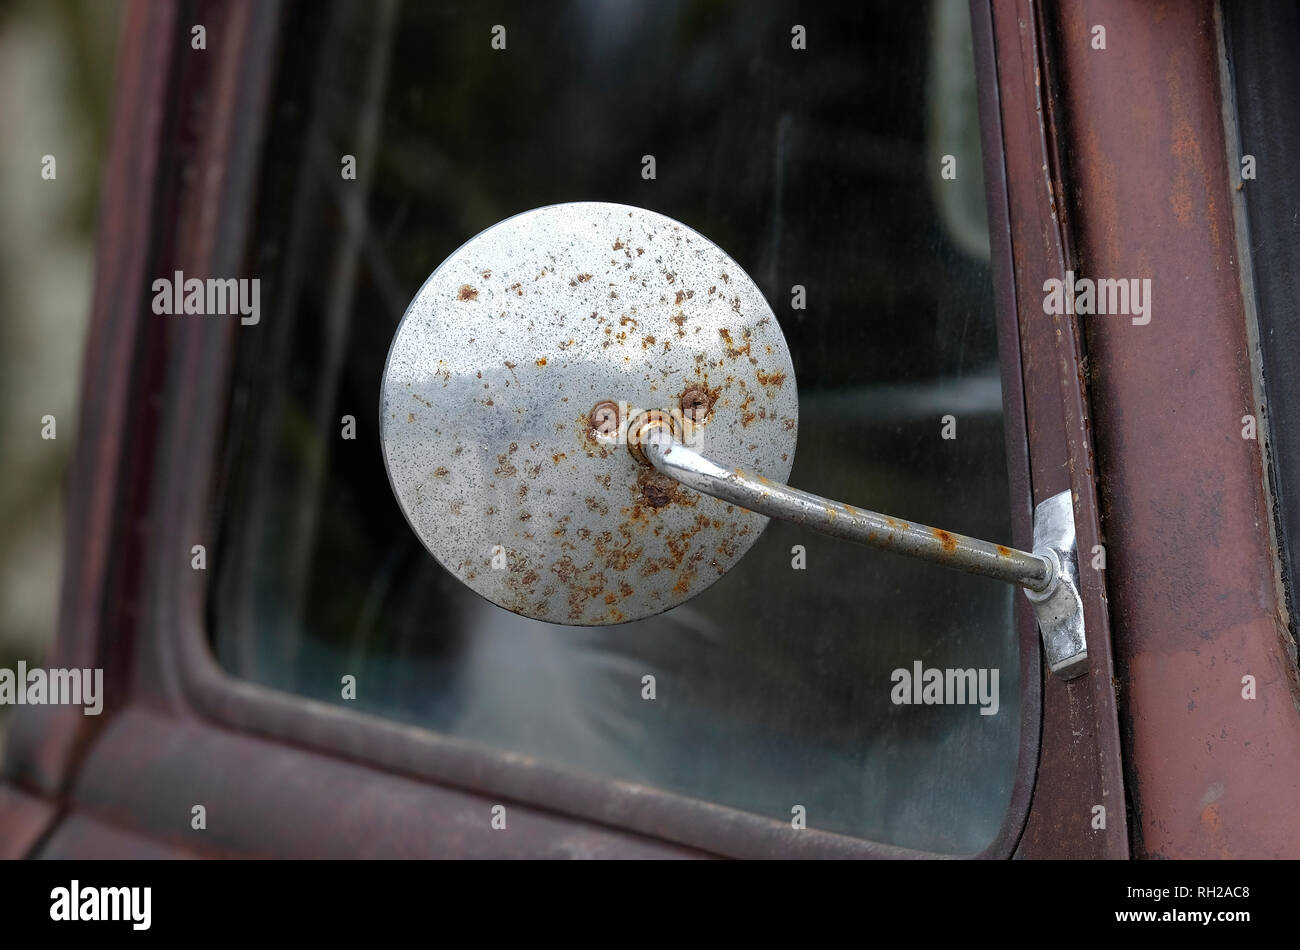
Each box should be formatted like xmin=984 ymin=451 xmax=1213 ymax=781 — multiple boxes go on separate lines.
xmin=989 ymin=0 xmax=1129 ymax=859
xmin=641 ymin=428 xmax=1088 ymax=677
xmin=1054 ymin=0 xmax=1300 ymax=857
xmin=380 ymin=202 xmax=798 ymax=624
xmin=1023 ymin=490 xmax=1085 ymax=677
xmin=641 ymin=427 xmax=1056 ymax=591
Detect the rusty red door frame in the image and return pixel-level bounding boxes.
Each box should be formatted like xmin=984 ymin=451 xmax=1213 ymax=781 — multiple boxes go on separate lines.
xmin=986 ymin=0 xmax=1130 ymax=859
xmin=1051 ymin=0 xmax=1300 ymax=859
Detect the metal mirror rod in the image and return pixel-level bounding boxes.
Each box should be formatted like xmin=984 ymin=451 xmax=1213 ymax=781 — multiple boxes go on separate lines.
xmin=638 ymin=423 xmax=1056 ymax=593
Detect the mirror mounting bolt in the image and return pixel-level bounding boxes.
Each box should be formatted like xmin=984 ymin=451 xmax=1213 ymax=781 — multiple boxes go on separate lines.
xmin=679 ymin=387 xmax=714 ymax=423
xmin=588 ymin=400 xmax=621 ymax=438
xmin=627 ymin=409 xmax=680 ymax=466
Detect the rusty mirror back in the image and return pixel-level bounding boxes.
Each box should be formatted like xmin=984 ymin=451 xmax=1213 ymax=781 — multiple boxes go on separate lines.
xmin=381 ymin=202 xmax=799 ymax=625
xmin=381 ymin=202 xmax=1084 ymax=677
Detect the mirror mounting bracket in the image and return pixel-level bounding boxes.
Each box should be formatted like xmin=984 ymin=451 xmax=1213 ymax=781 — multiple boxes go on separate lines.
xmin=642 ymin=428 xmax=1088 ymax=679
xmin=1023 ymin=490 xmax=1088 ymax=679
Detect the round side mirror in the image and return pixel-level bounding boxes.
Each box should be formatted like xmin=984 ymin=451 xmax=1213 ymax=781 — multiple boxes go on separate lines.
xmin=380 ymin=202 xmax=799 ymax=624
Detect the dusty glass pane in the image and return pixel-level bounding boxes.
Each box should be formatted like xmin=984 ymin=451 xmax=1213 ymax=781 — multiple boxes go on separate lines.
xmin=212 ymin=0 xmax=1020 ymax=853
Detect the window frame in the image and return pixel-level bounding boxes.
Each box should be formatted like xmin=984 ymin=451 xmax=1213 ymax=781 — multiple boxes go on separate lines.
xmin=7 ymin=0 xmax=1129 ymax=859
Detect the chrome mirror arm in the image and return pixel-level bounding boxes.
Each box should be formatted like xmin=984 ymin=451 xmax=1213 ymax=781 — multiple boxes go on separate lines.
xmin=640 ymin=426 xmax=1090 ymax=678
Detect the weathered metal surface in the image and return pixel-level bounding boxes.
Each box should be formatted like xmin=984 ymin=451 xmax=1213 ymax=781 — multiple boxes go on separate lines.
xmin=1055 ymin=0 xmax=1300 ymax=858
xmin=62 ymin=707 xmax=707 ymax=859
xmin=1024 ymin=490 xmax=1086 ymax=677
xmin=380 ymin=202 xmax=798 ymax=625
xmin=643 ymin=428 xmax=1055 ymax=590
xmin=644 ymin=426 xmax=1092 ymax=685
xmin=990 ymin=0 xmax=1129 ymax=858
xmin=968 ymin=0 xmax=1043 ymax=860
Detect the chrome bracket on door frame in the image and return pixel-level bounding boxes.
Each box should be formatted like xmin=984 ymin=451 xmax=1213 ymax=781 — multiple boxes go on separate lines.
xmin=1023 ymin=490 xmax=1088 ymax=679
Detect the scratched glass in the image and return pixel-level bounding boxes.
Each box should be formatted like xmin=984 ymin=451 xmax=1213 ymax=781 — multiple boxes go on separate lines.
xmin=212 ymin=0 xmax=1020 ymax=853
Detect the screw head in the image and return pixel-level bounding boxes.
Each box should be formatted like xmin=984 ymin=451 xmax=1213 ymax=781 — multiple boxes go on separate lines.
xmin=679 ymin=386 xmax=713 ymax=423
xmin=588 ymin=400 xmax=620 ymax=438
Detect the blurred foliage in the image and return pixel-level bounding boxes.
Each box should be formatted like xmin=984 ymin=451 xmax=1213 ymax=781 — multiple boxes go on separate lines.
xmin=0 ymin=0 xmax=124 ymax=753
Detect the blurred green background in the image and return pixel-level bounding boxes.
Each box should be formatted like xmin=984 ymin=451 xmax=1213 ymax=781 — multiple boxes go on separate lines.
xmin=0 ymin=0 xmax=124 ymax=760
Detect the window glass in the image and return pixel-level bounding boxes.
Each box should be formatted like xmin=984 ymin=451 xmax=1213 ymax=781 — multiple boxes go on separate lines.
xmin=212 ymin=0 xmax=1019 ymax=853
